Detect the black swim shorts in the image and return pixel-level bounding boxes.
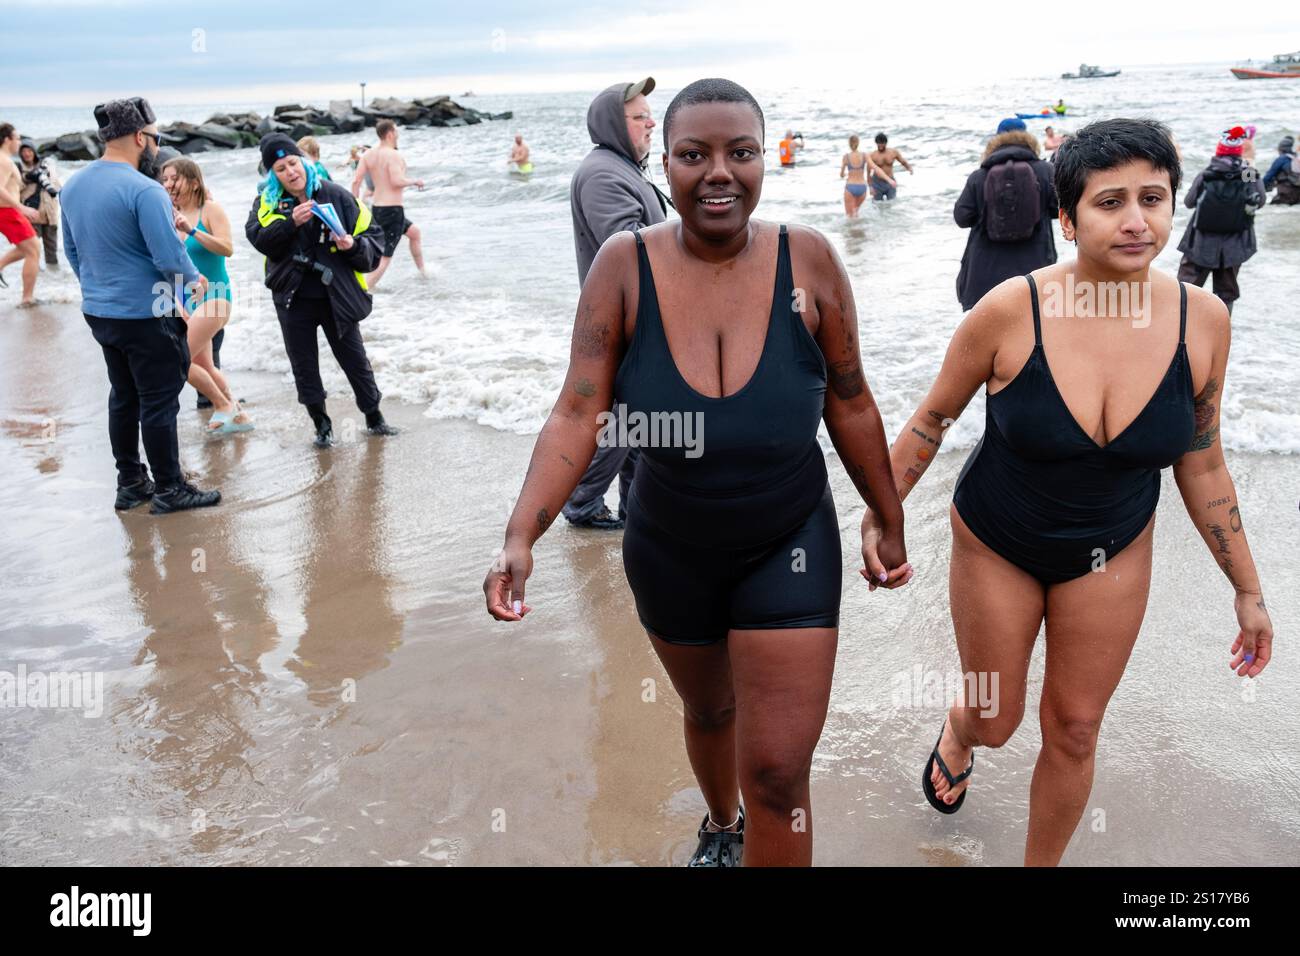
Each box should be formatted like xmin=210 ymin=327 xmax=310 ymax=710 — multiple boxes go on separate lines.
xmin=372 ymin=204 xmax=413 ymax=258
xmin=621 ymin=482 xmax=842 ymax=645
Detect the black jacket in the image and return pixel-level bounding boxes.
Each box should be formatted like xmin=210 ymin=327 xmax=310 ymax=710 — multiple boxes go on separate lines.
xmin=245 ymin=178 xmax=385 ymax=323
xmin=1176 ymin=155 xmax=1267 ymax=269
xmin=953 ymin=143 xmax=1058 ymax=311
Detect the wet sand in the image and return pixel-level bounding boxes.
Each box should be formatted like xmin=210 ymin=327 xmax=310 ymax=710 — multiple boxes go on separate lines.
xmin=1 ymin=302 xmax=1297 ymax=866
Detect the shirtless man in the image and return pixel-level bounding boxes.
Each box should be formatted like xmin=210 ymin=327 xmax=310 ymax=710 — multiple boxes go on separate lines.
xmin=0 ymin=123 xmax=41 ymax=306
xmin=509 ymin=134 xmax=533 ymax=174
xmin=1044 ymin=126 xmax=1065 ymax=154
xmin=351 ymin=119 xmax=425 ymax=288
xmin=868 ymin=132 xmax=913 ymax=201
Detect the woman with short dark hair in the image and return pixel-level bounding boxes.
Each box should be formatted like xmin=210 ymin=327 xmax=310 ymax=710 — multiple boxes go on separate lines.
xmin=866 ymin=118 xmax=1273 ymax=865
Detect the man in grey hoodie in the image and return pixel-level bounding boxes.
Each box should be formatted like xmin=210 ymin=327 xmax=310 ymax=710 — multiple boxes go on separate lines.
xmin=564 ymin=77 xmax=668 ymax=529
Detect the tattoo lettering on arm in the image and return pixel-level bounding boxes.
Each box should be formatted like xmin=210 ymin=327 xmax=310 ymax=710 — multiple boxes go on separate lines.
xmin=1188 ymin=377 xmax=1219 ymax=451
xmin=828 ymin=359 xmax=866 ymax=400
xmin=909 ymin=427 xmax=938 ymax=445
xmin=1206 ymin=497 xmax=1230 ymax=509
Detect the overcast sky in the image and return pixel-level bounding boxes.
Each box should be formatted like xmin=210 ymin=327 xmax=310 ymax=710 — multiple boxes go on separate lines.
xmin=2 ymin=0 xmax=1297 ymax=105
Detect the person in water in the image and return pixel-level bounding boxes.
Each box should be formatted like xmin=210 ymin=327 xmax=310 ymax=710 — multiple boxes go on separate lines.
xmin=296 ymin=136 xmax=333 ymax=182
xmin=246 ymin=133 xmax=399 ymax=447
xmin=160 ymin=157 xmax=251 ymax=434
xmin=778 ymin=129 xmax=803 ymax=167
xmin=484 ymin=78 xmax=910 ymax=867
xmin=840 ymin=134 xmax=884 ymax=217
xmin=868 ymin=132 xmax=912 ymax=200
xmin=508 ymin=134 xmax=533 ymax=174
xmin=862 ymin=118 xmax=1272 ymax=866
xmin=351 ymin=120 xmax=426 ymax=289
xmin=1053 ymin=99 xmax=1067 ymax=116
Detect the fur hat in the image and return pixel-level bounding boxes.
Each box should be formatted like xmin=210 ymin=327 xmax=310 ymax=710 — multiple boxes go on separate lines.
xmin=94 ymin=97 xmax=156 ymax=142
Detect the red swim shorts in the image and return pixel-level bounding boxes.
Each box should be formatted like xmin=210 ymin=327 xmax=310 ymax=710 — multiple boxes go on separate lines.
xmin=0 ymin=206 xmax=37 ymax=244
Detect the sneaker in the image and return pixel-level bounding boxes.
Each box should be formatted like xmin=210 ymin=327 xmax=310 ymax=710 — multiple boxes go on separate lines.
xmin=149 ymin=480 xmax=221 ymax=514
xmin=686 ymin=808 xmax=744 ymax=867
xmin=114 ymin=475 xmax=155 ymax=510
xmin=565 ymin=505 xmax=625 ymax=530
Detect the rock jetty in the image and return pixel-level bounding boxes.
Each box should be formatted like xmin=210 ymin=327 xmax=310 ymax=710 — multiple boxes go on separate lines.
xmin=32 ymin=96 xmax=511 ymax=162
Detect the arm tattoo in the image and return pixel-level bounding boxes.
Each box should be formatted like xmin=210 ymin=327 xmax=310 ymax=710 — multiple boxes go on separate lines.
xmin=573 ymin=378 xmax=596 ymax=397
xmin=573 ymin=303 xmax=610 ymax=359
xmin=560 ymin=454 xmax=576 ymax=468
xmin=1188 ymin=377 xmax=1219 ymax=451
xmin=536 ymin=507 xmax=551 ymax=533
xmin=828 ymin=360 xmax=865 ymax=400
xmin=1229 ymin=505 xmax=1241 ymax=533
xmin=1208 ymin=523 xmax=1231 ymax=557
xmin=909 ymin=426 xmax=938 ymax=445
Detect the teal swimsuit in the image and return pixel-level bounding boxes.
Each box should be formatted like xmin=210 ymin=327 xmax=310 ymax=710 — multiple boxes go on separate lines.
xmin=184 ymin=210 xmax=232 ymax=310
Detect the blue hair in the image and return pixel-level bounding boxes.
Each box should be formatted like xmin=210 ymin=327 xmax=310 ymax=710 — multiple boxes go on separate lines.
xmin=259 ymin=155 xmax=320 ymax=206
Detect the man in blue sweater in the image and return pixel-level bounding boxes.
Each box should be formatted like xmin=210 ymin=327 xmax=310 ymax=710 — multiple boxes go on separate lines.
xmin=61 ymin=97 xmax=221 ymax=513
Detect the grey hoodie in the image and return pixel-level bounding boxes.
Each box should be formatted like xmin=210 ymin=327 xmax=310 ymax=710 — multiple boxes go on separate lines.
xmin=569 ymin=83 xmax=668 ymax=287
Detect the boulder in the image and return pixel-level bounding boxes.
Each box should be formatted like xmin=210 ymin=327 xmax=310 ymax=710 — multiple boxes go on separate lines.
xmin=204 ymin=113 xmax=234 ymax=127
xmin=56 ymin=131 xmax=101 ymax=161
xmin=444 ymin=117 xmax=468 ymax=128
xmin=334 ymin=114 xmax=366 ymax=134
xmin=177 ymin=137 xmax=218 ymax=155
xmin=255 ymin=116 xmax=292 ymax=136
xmin=274 ymin=109 xmax=317 ymax=123
xmin=288 ymin=122 xmax=330 ymax=140
xmin=35 ymin=137 xmax=58 ymax=158
xmin=193 ymin=123 xmax=242 ymax=148
xmin=493 ymin=111 xmax=513 ymax=121
xmin=273 ymin=103 xmax=305 ymax=116
xmin=328 ymin=99 xmax=354 ymax=118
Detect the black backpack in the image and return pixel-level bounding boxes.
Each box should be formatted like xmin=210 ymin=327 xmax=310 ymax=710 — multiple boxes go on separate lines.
xmin=983 ymin=160 xmax=1041 ymax=242
xmin=1195 ymin=169 xmax=1251 ymax=233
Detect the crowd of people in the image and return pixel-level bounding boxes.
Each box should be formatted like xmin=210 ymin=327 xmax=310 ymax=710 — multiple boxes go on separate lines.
xmin=0 ymin=80 xmax=1286 ymax=867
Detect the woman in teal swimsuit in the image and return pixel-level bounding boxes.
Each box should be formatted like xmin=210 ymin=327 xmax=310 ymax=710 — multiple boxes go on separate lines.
xmin=162 ymin=158 xmax=252 ymax=433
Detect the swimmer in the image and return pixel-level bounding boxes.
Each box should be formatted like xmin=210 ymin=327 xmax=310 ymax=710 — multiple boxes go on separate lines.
xmin=1043 ymin=125 xmax=1065 ymax=154
xmin=508 ymin=133 xmax=533 ymax=174
xmin=868 ymin=132 xmax=912 ymax=200
xmin=863 ymin=118 xmax=1272 ymax=865
xmin=161 ymin=157 xmax=251 ymax=434
xmin=778 ymin=129 xmax=803 ymax=167
xmin=840 ymin=134 xmax=884 ymax=217
xmin=352 ymin=119 xmax=426 ymax=287
xmin=484 ymin=78 xmax=910 ymax=868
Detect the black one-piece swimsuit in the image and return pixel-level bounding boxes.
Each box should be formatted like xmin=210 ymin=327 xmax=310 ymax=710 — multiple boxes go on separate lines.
xmin=953 ymin=274 xmax=1196 ymax=584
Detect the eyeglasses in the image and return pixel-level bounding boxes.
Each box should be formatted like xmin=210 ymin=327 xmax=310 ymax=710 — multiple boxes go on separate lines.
xmin=625 ymin=112 xmax=654 ymax=123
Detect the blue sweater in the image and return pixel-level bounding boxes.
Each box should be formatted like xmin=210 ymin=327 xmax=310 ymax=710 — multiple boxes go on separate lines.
xmin=60 ymin=160 xmax=200 ymax=319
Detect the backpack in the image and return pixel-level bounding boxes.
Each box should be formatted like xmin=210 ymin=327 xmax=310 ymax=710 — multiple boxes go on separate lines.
xmin=983 ymin=160 xmax=1041 ymax=242
xmin=1195 ymin=168 xmax=1251 ymax=233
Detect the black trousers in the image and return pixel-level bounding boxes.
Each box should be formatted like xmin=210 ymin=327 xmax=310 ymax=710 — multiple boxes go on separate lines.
xmin=1177 ymin=257 xmax=1241 ymax=314
xmin=85 ymin=313 xmax=190 ymax=487
xmin=275 ymin=295 xmax=382 ymax=413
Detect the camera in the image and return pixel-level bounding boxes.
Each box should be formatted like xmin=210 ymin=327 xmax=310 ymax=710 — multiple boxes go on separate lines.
xmin=292 ymin=253 xmax=334 ymax=287
xmin=23 ymin=164 xmax=59 ymax=199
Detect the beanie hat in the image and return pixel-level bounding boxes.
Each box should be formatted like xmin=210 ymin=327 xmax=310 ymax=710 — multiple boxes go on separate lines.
xmin=259 ymin=132 xmax=303 ymax=172
xmin=1280 ymin=135 xmax=1295 ymax=152
xmin=996 ymin=117 xmax=1027 ymax=134
xmin=1215 ymin=126 xmax=1247 ymax=157
xmin=94 ymin=97 xmax=156 ymax=142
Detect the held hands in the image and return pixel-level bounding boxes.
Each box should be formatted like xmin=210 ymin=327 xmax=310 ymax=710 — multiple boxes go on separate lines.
xmin=1230 ymin=591 xmax=1272 ymax=678
xmin=332 ymin=232 xmax=355 ymax=251
xmin=483 ymin=540 xmax=534 ymax=622
xmin=861 ymin=508 xmax=913 ymax=591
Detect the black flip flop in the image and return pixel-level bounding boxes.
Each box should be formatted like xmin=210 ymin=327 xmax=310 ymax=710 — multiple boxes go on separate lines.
xmin=922 ymin=719 xmax=974 ymax=814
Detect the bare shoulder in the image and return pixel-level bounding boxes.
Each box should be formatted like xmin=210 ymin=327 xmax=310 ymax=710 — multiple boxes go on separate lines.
xmin=785 ymin=222 xmax=840 ymax=275
xmin=964 ymin=273 xmax=1035 ymax=343
xmin=1181 ymin=278 xmax=1231 ymax=340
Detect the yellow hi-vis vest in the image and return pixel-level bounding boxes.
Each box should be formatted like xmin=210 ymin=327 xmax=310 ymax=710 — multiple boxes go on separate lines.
xmin=257 ymin=192 xmax=373 ymax=292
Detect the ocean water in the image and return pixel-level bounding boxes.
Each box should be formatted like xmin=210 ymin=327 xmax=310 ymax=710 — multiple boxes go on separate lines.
xmin=8 ymin=65 xmax=1299 ymax=452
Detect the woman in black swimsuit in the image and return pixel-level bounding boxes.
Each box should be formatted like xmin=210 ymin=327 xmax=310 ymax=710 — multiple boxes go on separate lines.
xmin=863 ymin=119 xmax=1274 ymax=865
xmin=483 ymin=79 xmax=910 ymax=866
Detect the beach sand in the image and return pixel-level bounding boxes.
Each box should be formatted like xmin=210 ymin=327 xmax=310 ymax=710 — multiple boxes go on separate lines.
xmin=1 ymin=302 xmax=1296 ymax=866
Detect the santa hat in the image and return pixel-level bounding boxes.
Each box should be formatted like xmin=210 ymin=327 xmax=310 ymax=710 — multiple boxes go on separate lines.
xmin=1216 ymin=126 xmax=1247 ymax=156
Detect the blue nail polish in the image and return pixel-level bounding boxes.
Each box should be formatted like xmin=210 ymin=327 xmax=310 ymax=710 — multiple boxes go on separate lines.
xmin=1243 ymin=654 xmax=1254 ymax=664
